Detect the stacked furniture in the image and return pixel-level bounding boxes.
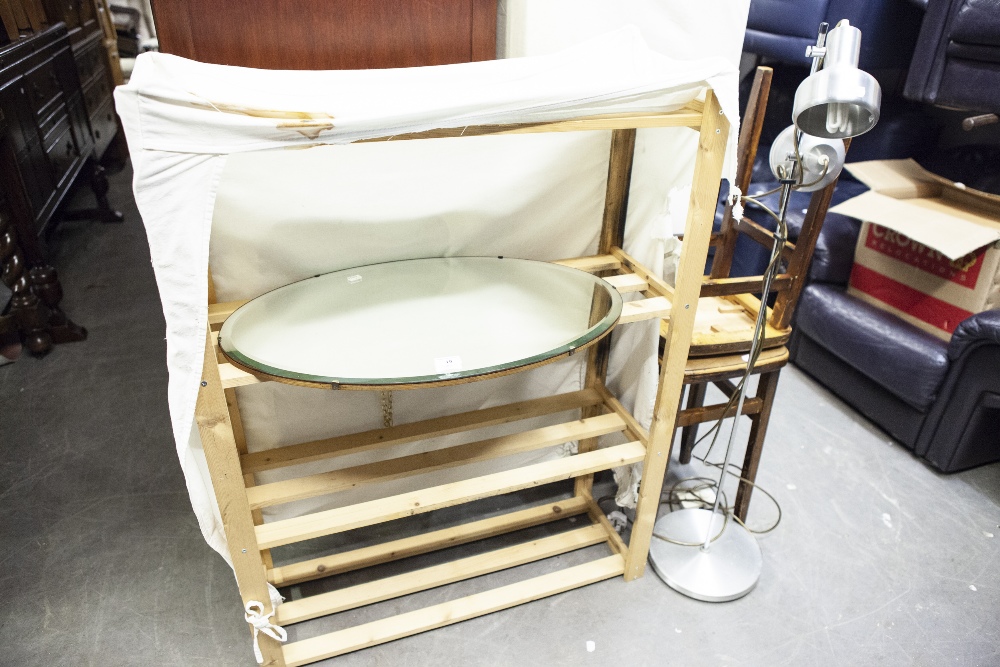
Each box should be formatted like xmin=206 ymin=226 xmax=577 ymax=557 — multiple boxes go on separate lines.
xmin=193 ymin=98 xmax=730 ymax=667
xmin=0 ymin=0 xmax=123 ymax=354
xmin=670 ymin=67 xmax=852 ymax=520
xmin=784 ymin=1 xmax=1000 ymax=473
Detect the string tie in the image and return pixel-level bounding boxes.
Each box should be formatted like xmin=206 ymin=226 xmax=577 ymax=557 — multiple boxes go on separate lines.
xmin=244 ymin=601 xmax=287 ymax=663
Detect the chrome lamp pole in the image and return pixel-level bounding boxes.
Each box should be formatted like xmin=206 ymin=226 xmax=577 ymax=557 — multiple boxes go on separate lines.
xmin=648 ymin=20 xmax=881 ymax=602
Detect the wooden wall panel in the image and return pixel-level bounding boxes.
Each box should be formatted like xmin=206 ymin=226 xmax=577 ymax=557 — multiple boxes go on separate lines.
xmin=151 ymin=0 xmax=497 ymax=70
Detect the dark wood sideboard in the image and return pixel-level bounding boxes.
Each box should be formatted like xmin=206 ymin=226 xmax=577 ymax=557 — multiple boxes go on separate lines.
xmin=0 ymin=18 xmax=122 ymax=355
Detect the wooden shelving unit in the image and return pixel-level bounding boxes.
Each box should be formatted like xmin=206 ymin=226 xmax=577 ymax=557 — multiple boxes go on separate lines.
xmin=197 ymin=94 xmax=730 ymax=666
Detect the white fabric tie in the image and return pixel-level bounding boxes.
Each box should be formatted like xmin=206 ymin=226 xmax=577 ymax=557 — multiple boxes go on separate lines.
xmin=244 ymin=601 xmax=287 ymax=664
xmin=728 ymin=184 xmax=744 ymax=222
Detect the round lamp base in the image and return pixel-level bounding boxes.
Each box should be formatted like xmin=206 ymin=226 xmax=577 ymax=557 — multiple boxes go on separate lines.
xmin=648 ymin=508 xmax=762 ymax=602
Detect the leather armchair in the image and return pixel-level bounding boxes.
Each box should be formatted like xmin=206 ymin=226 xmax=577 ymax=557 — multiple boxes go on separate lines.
xmin=712 ymin=143 xmax=1000 ymax=471
xmin=786 ymin=168 xmax=1000 ymax=472
xmin=904 ymin=0 xmax=1000 ymax=112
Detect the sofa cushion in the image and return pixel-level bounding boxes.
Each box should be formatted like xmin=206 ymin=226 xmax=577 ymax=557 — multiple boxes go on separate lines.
xmin=950 ymin=0 xmax=1000 ymax=48
xmin=796 ymin=283 xmax=950 ymax=409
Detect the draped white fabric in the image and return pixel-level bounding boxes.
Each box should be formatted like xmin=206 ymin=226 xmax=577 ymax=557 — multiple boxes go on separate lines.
xmin=115 ymin=18 xmax=744 ymax=563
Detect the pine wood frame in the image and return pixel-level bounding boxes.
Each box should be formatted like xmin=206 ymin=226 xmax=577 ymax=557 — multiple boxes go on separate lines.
xmin=196 ymin=93 xmax=730 ymax=667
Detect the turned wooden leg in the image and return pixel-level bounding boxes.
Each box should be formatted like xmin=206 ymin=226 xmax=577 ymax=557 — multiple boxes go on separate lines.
xmin=89 ymin=164 xmax=124 ymax=223
xmin=1 ymin=212 xmax=87 ymax=354
xmin=733 ymin=370 xmax=781 ymax=521
xmin=29 ymin=265 xmax=87 ymax=344
xmin=62 ymin=162 xmax=124 ymax=223
xmin=0 ymin=215 xmax=53 ymax=355
xmin=678 ymin=382 xmax=707 ymax=464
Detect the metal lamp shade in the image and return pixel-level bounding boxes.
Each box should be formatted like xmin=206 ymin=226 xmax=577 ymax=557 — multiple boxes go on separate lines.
xmin=792 ymin=21 xmax=881 ymax=139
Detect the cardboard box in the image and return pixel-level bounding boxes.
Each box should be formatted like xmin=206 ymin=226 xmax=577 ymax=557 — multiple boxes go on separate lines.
xmin=830 ymin=159 xmax=1000 ymax=341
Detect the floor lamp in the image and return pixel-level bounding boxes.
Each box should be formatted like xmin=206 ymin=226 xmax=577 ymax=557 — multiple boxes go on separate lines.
xmin=649 ymin=20 xmax=882 ymax=602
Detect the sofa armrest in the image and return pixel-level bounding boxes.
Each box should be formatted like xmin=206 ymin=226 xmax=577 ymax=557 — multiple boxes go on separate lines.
xmin=948 ymin=309 xmax=1000 ymax=361
xmin=809 ymin=211 xmax=863 ymax=285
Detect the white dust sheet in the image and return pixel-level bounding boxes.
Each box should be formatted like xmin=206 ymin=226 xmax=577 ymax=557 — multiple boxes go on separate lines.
xmin=115 ymin=11 xmax=746 ymax=564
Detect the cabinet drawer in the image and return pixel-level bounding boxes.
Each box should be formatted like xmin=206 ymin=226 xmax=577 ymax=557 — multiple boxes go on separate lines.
xmin=24 ymin=58 xmax=66 ymax=120
xmin=46 ymin=125 xmax=84 ymax=186
xmin=14 ymin=143 xmax=56 ymax=228
xmin=38 ymin=108 xmax=66 ymax=148
xmin=81 ymin=69 xmax=111 ymax=118
xmin=74 ymin=36 xmax=104 ymax=88
xmin=90 ymin=98 xmax=117 ymax=159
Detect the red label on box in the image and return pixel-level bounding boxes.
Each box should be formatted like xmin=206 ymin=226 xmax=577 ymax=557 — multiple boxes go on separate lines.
xmin=850 ymin=264 xmax=973 ymax=334
xmin=864 ymin=224 xmax=985 ymax=288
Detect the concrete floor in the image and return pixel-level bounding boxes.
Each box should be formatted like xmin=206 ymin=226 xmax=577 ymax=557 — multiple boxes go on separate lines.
xmin=2 ymin=164 xmax=999 ymax=667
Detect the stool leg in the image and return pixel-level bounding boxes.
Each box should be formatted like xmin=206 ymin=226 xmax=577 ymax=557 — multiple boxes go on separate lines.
xmin=678 ymin=383 xmax=707 ymax=464
xmin=734 ymin=370 xmax=780 ymax=521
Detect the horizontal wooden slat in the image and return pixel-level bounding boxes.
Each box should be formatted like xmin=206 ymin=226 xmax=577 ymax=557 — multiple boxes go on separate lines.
xmin=255 ymin=441 xmax=645 ymax=549
xmin=609 ymin=247 xmax=675 ymax=300
xmin=677 ymin=396 xmax=764 ymax=427
xmin=619 ymin=297 xmax=672 ymax=324
xmin=219 ymin=362 xmax=261 ymax=388
xmin=276 ymin=524 xmax=607 ymax=625
xmin=267 ymin=497 xmax=589 ymax=587
xmin=552 ymin=254 xmax=621 ymax=273
xmin=281 ymin=555 xmax=625 ymax=667
xmin=735 ymin=216 xmax=796 ymax=259
xmin=246 ymin=413 xmax=627 ymax=510
xmin=208 ymin=299 xmax=248 ymax=329
xmin=603 ymin=273 xmax=648 ymax=294
xmin=240 ymin=389 xmax=602 ymax=474
xmin=353 ymin=111 xmax=702 ymax=144
xmin=699 ymin=273 xmax=794 ymax=298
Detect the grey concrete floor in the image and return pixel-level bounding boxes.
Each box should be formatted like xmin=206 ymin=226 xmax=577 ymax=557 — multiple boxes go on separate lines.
xmin=1 ymin=163 xmax=999 ymax=667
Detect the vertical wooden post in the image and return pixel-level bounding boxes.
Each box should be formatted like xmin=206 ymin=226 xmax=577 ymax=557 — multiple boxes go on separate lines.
xmin=710 ymin=67 xmax=772 ymax=280
xmin=197 ymin=330 xmax=287 ymax=667
xmin=625 ymin=92 xmax=729 ymax=581
xmin=226 ymin=387 xmax=275 ymax=569
xmin=677 ymin=383 xmax=708 ymax=465
xmin=575 ymin=128 xmax=636 ymax=498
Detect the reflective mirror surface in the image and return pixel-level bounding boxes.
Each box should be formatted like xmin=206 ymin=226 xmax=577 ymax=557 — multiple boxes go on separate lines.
xmin=219 ymin=257 xmax=622 ymax=387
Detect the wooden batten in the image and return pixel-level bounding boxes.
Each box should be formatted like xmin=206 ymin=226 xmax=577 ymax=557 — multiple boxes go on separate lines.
xmin=353 ymin=110 xmax=702 ymax=144
xmin=610 ymin=247 xmax=675 ymax=300
xmin=255 ymin=441 xmax=645 ymax=550
xmin=624 ymin=90 xmax=729 ymax=582
xmin=275 ymin=525 xmax=607 ymax=625
xmin=603 ymin=273 xmax=648 ymax=293
xmin=552 ymin=254 xmax=622 ymax=273
xmin=240 ymin=389 xmax=602 ymax=474
xmin=619 ymin=297 xmax=672 ymax=324
xmin=267 ymin=497 xmax=590 ymax=587
xmin=246 ymin=413 xmax=627 ymax=509
xmin=281 ymin=556 xmax=626 ymax=667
